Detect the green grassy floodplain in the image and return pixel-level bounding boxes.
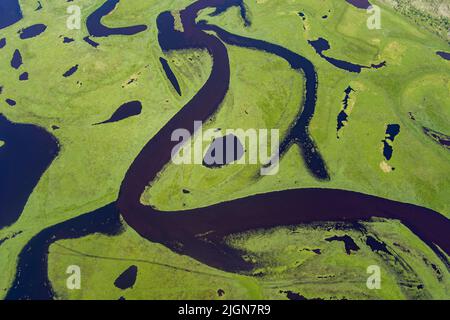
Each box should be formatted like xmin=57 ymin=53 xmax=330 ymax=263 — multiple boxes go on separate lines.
xmin=0 ymin=0 xmax=449 ymax=299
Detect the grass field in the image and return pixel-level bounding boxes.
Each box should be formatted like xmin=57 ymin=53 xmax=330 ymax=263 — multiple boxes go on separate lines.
xmin=0 ymin=0 xmax=449 ymax=299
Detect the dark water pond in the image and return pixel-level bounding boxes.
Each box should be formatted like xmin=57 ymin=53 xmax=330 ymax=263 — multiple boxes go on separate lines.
xmin=93 ymin=100 xmax=142 ymax=125
xmin=114 ymin=265 xmax=138 ymax=290
xmin=325 ymin=235 xmax=360 ymax=254
xmin=18 ymin=24 xmax=47 ymax=40
xmin=62 ymin=65 xmax=79 ymax=78
xmin=337 ymin=86 xmax=354 ymax=137
xmin=366 ymin=236 xmax=390 ymax=254
xmin=19 ymin=72 xmax=29 ymax=81
xmin=63 ymin=37 xmax=74 ymax=44
xmin=203 ymin=134 xmax=244 ymax=168
xmin=6 ymin=98 xmax=17 ymax=106
xmin=0 ymin=0 xmax=22 ymax=30
xmin=382 ymin=124 xmax=400 ymax=161
xmin=436 ymin=51 xmax=450 ymax=61
xmin=11 ymin=49 xmax=23 ymax=69
xmin=159 ymin=57 xmax=182 ymax=96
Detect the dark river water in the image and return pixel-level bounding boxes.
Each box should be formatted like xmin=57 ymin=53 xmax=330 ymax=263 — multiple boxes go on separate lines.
xmin=309 ymin=38 xmax=386 ymax=73
xmin=199 ymin=21 xmax=330 ymax=180
xmin=0 ymin=115 xmax=59 ymax=229
xmin=6 ymin=203 xmax=121 ymax=299
xmin=86 ymin=0 xmax=147 ymax=37
xmin=209 ymin=0 xmax=251 ymax=26
xmin=116 ymin=0 xmax=450 ymax=274
xmin=346 ymin=0 xmax=372 ymax=9
xmin=4 ymin=0 xmax=450 ymax=300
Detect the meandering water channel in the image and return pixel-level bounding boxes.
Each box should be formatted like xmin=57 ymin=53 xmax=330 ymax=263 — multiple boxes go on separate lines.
xmin=4 ymin=0 xmax=450 ymax=299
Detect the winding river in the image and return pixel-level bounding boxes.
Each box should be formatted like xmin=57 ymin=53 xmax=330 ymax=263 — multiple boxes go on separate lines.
xmin=117 ymin=0 xmax=450 ymax=272
xmin=5 ymin=0 xmax=450 ymax=299
xmin=6 ymin=203 xmax=122 ymax=299
xmin=86 ymin=0 xmax=148 ymax=37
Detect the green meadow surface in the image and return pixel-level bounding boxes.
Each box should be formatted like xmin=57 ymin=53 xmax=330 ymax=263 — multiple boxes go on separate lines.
xmin=0 ymin=0 xmax=449 ymax=299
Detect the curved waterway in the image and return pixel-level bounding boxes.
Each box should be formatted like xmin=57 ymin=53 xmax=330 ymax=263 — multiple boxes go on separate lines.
xmin=308 ymin=38 xmax=386 ymax=73
xmin=117 ymin=0 xmax=450 ymax=272
xmin=87 ymin=0 xmax=147 ymax=37
xmin=0 ymin=115 xmax=59 ymax=229
xmin=198 ymin=21 xmax=329 ymax=179
xmin=6 ymin=0 xmax=450 ymax=299
xmin=6 ymin=203 xmax=121 ymax=300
